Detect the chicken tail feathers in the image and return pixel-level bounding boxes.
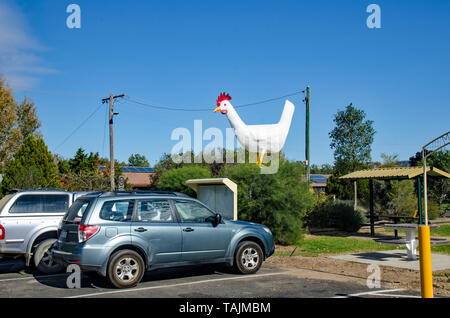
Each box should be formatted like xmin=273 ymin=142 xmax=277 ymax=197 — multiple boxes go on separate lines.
xmin=279 ymin=99 xmax=295 ymax=127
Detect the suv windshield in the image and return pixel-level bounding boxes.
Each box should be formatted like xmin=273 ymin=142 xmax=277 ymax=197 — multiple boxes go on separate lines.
xmin=64 ymin=199 xmax=92 ymax=223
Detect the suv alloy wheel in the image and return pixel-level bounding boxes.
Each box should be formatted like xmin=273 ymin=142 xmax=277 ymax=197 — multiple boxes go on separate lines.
xmin=107 ymin=250 xmax=145 ymax=288
xmin=234 ymin=241 xmax=263 ymax=274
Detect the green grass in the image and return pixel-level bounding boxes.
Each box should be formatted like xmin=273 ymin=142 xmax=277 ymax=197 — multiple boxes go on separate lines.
xmin=275 ymin=235 xmax=402 ymax=257
xmin=430 ymin=225 xmax=450 ymax=237
xmin=274 ymin=235 xmax=450 ymax=257
xmin=431 ymin=244 xmax=450 ymax=255
xmin=382 ymin=225 xmax=450 ymax=237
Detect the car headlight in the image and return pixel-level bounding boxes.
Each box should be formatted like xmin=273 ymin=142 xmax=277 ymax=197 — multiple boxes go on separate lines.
xmin=263 ymin=227 xmax=272 ymax=235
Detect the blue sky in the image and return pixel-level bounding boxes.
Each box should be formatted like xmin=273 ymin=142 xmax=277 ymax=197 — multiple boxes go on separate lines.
xmin=1 ymin=0 xmax=449 ymax=166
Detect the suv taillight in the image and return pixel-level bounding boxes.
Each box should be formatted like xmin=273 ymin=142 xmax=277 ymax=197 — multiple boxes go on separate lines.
xmin=0 ymin=225 xmax=4 ymax=240
xmin=78 ymin=225 xmax=100 ymax=243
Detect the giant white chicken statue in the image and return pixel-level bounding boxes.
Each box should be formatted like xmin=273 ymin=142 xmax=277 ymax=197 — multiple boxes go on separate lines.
xmin=214 ymin=93 xmax=295 ymax=166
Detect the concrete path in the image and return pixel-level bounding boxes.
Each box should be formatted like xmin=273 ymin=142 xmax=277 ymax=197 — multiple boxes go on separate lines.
xmin=329 ymin=250 xmax=450 ymax=271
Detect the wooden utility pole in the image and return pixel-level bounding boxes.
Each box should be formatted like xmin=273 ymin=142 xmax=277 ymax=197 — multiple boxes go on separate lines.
xmin=101 ymin=94 xmax=125 ymax=191
xmin=305 ymin=86 xmax=310 ymax=184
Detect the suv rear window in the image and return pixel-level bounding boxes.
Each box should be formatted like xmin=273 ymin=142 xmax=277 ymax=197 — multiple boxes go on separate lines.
xmin=65 ymin=199 xmax=92 ymax=223
xmin=9 ymin=194 xmax=70 ymax=213
xmin=99 ymin=200 xmax=133 ymax=222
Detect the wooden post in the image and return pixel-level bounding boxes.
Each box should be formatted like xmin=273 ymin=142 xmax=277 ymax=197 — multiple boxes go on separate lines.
xmin=101 ymin=93 xmax=125 ymax=191
xmin=369 ymin=179 xmax=374 ymax=237
xmin=109 ymin=94 xmax=115 ymax=191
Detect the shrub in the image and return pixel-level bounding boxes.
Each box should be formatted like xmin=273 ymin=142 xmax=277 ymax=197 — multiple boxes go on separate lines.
xmin=221 ymin=160 xmax=315 ymax=245
xmin=158 ymin=165 xmax=211 ymax=197
xmin=304 ymin=199 xmax=367 ymax=233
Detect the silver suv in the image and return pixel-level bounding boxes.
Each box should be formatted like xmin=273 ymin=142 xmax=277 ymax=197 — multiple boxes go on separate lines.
xmin=0 ymin=189 xmax=91 ymax=273
xmin=53 ymin=191 xmax=275 ymax=288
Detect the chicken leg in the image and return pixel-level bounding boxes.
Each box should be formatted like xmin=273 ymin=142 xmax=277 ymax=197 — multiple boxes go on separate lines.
xmin=256 ymin=153 xmax=265 ymax=167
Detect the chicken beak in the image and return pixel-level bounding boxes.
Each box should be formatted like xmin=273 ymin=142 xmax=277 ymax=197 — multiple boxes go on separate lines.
xmin=214 ymin=106 xmax=221 ymax=113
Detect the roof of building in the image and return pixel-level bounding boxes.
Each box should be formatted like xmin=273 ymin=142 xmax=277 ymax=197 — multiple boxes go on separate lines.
xmin=186 ymin=178 xmax=237 ymax=193
xmin=98 ymin=166 xmax=155 ymax=173
xmin=310 ymin=174 xmax=330 ymax=183
xmin=339 ymin=166 xmax=450 ymax=180
xmin=121 ymin=167 xmax=154 ymax=173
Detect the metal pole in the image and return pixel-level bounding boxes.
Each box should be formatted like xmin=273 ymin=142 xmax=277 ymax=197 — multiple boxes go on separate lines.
xmin=422 ymin=148 xmax=428 ymax=226
xmin=109 ymin=94 xmax=115 ymax=191
xmin=417 ymin=177 xmax=422 ymax=225
xmin=419 ymin=148 xmax=433 ymax=298
xmin=305 ymin=86 xmax=310 ymax=185
xmin=369 ymin=179 xmax=374 ymax=237
xmin=419 ymin=225 xmax=433 ymax=298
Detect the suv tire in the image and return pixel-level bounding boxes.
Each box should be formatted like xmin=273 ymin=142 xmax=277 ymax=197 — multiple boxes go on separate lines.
xmin=107 ymin=250 xmax=145 ymax=289
xmin=233 ymin=241 xmax=263 ymax=275
xmin=34 ymin=238 xmax=64 ymax=274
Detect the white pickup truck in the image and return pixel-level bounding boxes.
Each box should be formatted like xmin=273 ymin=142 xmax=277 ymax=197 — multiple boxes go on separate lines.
xmin=0 ymin=189 xmax=92 ymax=273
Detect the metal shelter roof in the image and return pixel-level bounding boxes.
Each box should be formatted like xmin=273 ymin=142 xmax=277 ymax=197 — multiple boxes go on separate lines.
xmin=339 ymin=166 xmax=450 ymax=181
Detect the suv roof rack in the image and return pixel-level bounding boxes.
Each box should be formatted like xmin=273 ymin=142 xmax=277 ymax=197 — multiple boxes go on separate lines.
xmin=98 ymin=190 xmax=190 ymax=198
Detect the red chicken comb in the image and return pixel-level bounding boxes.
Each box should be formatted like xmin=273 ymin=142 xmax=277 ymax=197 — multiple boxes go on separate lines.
xmin=216 ymin=92 xmax=232 ymax=106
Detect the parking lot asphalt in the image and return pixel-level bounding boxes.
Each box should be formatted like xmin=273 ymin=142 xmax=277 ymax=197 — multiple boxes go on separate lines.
xmin=0 ymin=257 xmax=422 ymax=298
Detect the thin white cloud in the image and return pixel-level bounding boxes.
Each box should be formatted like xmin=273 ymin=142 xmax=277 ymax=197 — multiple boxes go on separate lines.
xmin=0 ymin=1 xmax=55 ymax=91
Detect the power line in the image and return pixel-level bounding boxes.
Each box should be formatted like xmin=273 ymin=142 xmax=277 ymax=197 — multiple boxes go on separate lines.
xmin=123 ymin=90 xmax=305 ymax=112
xmin=55 ymin=103 xmax=104 ymax=151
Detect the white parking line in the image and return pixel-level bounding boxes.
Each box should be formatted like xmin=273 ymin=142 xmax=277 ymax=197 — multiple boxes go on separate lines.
xmin=67 ymin=269 xmax=303 ymax=298
xmin=375 ymin=294 xmax=421 ymax=298
xmin=332 ymin=288 xmax=420 ymax=298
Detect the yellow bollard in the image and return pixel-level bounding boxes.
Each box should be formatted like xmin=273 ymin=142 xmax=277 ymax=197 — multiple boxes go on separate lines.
xmin=418 ymin=225 xmax=433 ymax=298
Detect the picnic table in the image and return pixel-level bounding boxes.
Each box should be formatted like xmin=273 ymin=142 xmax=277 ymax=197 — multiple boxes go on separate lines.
xmin=383 ymin=223 xmax=419 ymax=260
xmin=375 ymin=215 xmax=418 ymax=239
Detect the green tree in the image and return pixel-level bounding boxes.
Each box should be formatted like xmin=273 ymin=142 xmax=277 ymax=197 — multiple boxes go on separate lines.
xmin=158 ymin=165 xmax=211 ymax=197
xmin=128 ymin=153 xmax=150 ymax=167
xmin=0 ymin=136 xmax=61 ymax=193
xmin=409 ymin=150 xmax=450 ymax=215
xmin=150 ymin=151 xmax=199 ymax=189
xmin=379 ymin=153 xmax=399 ymax=167
xmin=68 ymin=148 xmax=99 ymax=173
xmin=0 ymin=76 xmax=21 ymax=171
xmin=329 ymin=103 xmax=376 ymax=174
xmin=221 ymin=160 xmax=315 ymax=245
xmin=310 ymin=163 xmax=334 ymax=174
xmin=385 ymin=180 xmax=417 ymax=216
xmin=59 ymin=150 xmax=130 ymax=191
xmin=0 ymin=76 xmax=42 ymax=171
xmin=16 ymin=97 xmax=42 ymax=140
xmin=326 ymin=103 xmax=375 ymax=202
xmin=425 ymin=150 xmax=450 ymax=211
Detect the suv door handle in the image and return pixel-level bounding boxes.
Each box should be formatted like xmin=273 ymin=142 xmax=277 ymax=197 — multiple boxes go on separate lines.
xmin=183 ymin=227 xmax=194 ymax=232
xmin=134 ymin=227 xmax=148 ymax=232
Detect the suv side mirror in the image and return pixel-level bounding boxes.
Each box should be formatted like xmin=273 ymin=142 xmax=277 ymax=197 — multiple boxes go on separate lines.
xmin=214 ymin=213 xmax=223 ymax=226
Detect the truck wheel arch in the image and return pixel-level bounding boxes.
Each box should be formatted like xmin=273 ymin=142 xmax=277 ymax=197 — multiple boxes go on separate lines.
xmin=26 ymin=230 xmax=58 ymax=266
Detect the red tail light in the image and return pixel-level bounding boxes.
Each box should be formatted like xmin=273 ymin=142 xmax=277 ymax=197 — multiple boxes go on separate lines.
xmin=0 ymin=225 xmax=5 ymax=240
xmin=78 ymin=225 xmax=100 ymax=243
